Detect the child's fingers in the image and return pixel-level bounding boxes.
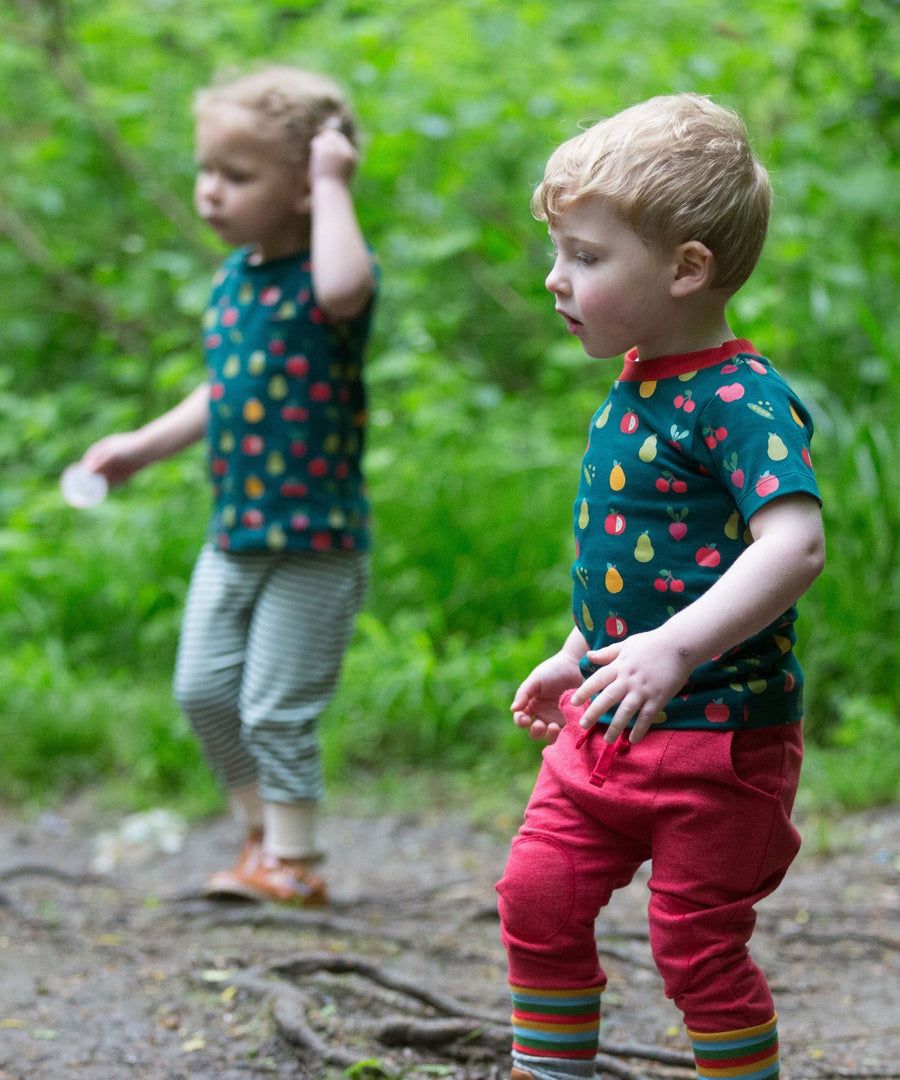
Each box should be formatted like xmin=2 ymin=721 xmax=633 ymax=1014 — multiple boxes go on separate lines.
xmin=584 ymin=642 xmax=623 ymax=666
xmin=570 ymin=662 xmax=617 ymax=707
xmin=510 ymin=687 xmax=535 ymax=714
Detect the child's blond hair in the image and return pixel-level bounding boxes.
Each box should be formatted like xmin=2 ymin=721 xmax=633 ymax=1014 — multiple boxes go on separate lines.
xmin=533 ymin=94 xmax=772 ymax=294
xmin=193 ymin=65 xmax=358 ymax=168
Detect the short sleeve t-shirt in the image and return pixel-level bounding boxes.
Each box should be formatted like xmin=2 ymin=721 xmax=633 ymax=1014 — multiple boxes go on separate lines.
xmin=203 ymin=248 xmax=375 ymax=554
xmin=572 ymin=339 xmax=820 ymax=730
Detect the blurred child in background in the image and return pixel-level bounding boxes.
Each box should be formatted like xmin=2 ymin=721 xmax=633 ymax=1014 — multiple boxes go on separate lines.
xmin=82 ymin=65 xmax=377 ymax=904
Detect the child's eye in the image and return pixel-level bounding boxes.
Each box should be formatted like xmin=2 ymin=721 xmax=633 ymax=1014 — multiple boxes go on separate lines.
xmin=576 ymin=251 xmax=597 ymax=266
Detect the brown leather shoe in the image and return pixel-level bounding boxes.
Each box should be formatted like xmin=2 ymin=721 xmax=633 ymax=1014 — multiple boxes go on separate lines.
xmin=205 ymin=828 xmax=263 ymax=897
xmin=206 ymin=831 xmax=329 ymax=905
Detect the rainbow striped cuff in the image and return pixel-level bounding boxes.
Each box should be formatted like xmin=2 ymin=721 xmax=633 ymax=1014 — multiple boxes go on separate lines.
xmin=509 ymin=983 xmax=604 ymax=1060
xmin=688 ymin=1016 xmax=780 ymax=1079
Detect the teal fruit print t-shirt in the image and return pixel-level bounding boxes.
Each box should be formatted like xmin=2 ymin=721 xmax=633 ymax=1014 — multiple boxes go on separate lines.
xmin=572 ymin=339 xmax=821 ymax=731
xmin=203 ymin=248 xmax=375 ymax=554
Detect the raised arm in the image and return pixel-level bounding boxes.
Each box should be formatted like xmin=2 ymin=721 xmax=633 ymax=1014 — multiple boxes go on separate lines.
xmin=570 ymin=492 xmax=826 ymax=743
xmin=307 ymin=126 xmax=375 ymax=321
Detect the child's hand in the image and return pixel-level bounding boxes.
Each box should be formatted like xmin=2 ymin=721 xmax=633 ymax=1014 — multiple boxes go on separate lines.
xmin=510 ymin=652 xmax=583 ymax=744
xmin=570 ymin=628 xmax=696 ymax=744
xmin=81 ymin=432 xmax=147 ymax=486
xmin=308 ymin=123 xmax=358 ymax=186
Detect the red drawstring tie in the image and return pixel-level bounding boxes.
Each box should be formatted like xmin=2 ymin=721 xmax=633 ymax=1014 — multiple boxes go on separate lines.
xmin=575 ymin=726 xmax=631 ymax=787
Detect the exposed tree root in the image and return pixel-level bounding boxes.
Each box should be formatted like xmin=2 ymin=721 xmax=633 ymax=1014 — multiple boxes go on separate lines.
xmin=210 ymin=950 xmax=698 ymax=1078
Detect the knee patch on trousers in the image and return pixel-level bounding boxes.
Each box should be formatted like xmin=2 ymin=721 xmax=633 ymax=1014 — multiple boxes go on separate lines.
xmin=497 ymin=836 xmax=575 ymax=944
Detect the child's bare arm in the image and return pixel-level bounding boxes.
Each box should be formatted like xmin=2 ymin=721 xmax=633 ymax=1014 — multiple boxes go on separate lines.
xmin=308 ymin=127 xmax=375 ymax=321
xmin=571 ymin=493 xmax=825 ymax=743
xmin=81 ymin=383 xmax=209 ymax=485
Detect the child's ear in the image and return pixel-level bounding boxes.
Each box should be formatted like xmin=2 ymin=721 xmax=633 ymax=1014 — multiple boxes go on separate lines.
xmin=670 ymin=240 xmax=715 ymax=297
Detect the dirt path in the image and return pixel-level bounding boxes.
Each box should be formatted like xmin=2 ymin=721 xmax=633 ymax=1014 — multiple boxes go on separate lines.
xmin=1 ymin=796 xmax=898 ymax=1080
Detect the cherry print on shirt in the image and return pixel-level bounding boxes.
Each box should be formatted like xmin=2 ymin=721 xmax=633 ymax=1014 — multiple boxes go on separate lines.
xmin=654 ymin=569 xmax=685 ymax=593
xmin=703 ymin=425 xmax=728 ymax=449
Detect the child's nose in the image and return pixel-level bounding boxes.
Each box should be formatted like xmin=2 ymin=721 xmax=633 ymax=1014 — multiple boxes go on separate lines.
xmin=545 ymin=263 xmax=566 ymax=294
xmin=197 ymin=172 xmax=222 ymax=202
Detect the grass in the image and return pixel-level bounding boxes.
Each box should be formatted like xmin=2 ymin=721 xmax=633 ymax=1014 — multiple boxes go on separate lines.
xmin=2 ymin=365 xmax=899 ymax=821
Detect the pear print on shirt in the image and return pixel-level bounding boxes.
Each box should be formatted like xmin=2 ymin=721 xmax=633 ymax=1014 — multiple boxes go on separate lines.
xmin=638 ymin=434 xmax=658 ymax=462
xmin=767 ymin=433 xmax=788 ymax=461
xmin=634 ymin=532 xmax=654 ymax=563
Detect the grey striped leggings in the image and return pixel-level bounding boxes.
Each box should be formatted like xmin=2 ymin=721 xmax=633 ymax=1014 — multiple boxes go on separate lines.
xmin=173 ymin=544 xmax=369 ymax=803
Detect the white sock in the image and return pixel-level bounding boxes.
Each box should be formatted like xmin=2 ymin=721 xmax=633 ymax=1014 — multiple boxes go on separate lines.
xmin=262 ymin=799 xmax=321 ymax=861
xmin=228 ymin=782 xmax=264 ymax=834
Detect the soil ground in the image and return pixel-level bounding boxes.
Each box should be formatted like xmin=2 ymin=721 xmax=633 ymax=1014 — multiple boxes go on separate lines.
xmin=1 ymin=795 xmax=898 ymax=1080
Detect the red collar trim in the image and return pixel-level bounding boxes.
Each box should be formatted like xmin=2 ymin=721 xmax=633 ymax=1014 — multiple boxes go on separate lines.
xmin=619 ymin=339 xmax=759 ymax=382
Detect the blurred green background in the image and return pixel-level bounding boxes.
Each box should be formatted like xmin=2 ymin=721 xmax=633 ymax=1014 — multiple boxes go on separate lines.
xmin=2 ymin=0 xmax=898 ymax=822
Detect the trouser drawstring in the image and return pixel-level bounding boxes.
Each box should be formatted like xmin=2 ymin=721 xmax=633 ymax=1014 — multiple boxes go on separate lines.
xmin=574 ymin=726 xmax=630 ymax=787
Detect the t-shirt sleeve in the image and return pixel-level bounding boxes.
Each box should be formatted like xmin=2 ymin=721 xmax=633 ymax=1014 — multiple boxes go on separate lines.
xmin=692 ymin=365 xmax=821 ymax=523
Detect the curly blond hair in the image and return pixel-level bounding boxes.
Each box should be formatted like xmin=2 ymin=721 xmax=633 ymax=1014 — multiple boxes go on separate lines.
xmin=193 ymin=65 xmax=358 ymax=167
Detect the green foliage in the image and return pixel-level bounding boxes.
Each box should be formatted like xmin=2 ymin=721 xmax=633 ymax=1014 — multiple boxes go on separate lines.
xmin=801 ymin=695 xmax=900 ymax=812
xmin=1 ymin=0 xmax=898 ymax=814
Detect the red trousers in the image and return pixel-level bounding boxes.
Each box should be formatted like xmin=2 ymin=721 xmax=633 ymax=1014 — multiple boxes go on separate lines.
xmin=497 ymin=691 xmax=803 ymax=1033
